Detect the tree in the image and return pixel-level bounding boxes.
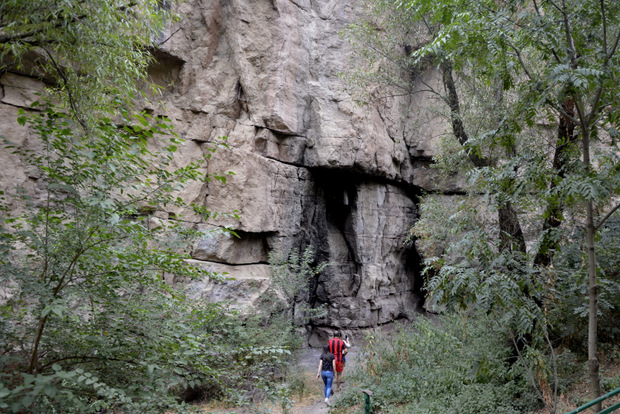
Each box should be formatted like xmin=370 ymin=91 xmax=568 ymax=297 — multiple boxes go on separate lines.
xmin=346 ymin=0 xmax=620 ymax=410
xmin=0 ymin=99 xmax=222 ymax=413
xmin=1 ymin=0 xmax=170 ymax=123
xmin=267 ymin=246 xmax=328 ymax=327
xmin=408 ymin=2 xmax=620 ymax=408
xmin=0 ymin=1 xmax=278 ymax=412
xmin=344 ymin=0 xmax=528 ymax=256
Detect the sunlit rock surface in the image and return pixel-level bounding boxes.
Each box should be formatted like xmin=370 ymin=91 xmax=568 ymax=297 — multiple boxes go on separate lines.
xmin=0 ymin=0 xmax=458 ymax=332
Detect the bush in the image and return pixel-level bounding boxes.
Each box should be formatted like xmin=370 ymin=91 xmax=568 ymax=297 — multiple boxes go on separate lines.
xmin=333 ymin=313 xmax=540 ymax=413
xmin=0 ymin=103 xmax=292 ymax=413
xmin=548 ymin=216 xmax=620 ymax=350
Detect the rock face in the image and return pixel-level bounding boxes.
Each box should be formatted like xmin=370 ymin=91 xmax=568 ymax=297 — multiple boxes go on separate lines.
xmin=0 ymin=0 xmax=453 ymax=334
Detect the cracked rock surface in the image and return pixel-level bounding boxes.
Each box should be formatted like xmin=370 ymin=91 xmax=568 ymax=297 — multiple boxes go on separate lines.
xmin=0 ymin=0 xmax=458 ymax=333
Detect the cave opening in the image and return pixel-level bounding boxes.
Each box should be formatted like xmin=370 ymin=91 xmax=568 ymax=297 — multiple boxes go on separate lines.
xmin=303 ymin=168 xmax=427 ymax=333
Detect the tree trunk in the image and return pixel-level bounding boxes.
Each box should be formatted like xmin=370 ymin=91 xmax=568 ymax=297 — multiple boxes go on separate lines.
xmin=498 ymin=201 xmax=526 ymax=253
xmin=582 ymin=127 xmax=601 ymax=412
xmin=28 ymin=314 xmax=49 ymax=374
xmin=440 ymin=61 xmax=526 ymax=254
xmin=440 ymin=62 xmax=488 ymax=169
xmin=534 ymin=98 xmax=577 ymax=266
xmin=586 ymin=200 xmax=601 ymax=412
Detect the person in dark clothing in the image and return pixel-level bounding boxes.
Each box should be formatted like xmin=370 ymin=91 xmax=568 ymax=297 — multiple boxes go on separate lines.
xmin=316 ymin=344 xmax=336 ymax=405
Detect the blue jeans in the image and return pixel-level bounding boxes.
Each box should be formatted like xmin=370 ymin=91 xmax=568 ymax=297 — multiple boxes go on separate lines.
xmin=321 ymin=370 xmax=334 ymax=398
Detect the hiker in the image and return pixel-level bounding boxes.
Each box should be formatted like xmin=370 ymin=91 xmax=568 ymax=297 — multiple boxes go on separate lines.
xmin=316 ymin=344 xmax=336 ymax=405
xmin=328 ymin=330 xmax=350 ymax=392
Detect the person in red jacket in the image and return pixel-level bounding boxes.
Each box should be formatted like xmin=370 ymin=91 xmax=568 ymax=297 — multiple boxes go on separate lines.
xmin=328 ymin=330 xmax=351 ymax=392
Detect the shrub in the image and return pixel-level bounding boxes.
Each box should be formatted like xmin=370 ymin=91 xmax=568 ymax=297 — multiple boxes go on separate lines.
xmin=333 ymin=313 xmax=540 ymax=413
xmin=0 ymin=103 xmax=290 ymax=413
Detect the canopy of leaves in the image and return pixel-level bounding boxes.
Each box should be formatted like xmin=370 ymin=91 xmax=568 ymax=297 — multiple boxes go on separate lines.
xmin=0 ymin=1 xmax=293 ymax=412
xmin=346 ymin=1 xmax=620 ymax=408
xmin=0 ymin=0 xmax=170 ymax=121
xmin=348 ymin=0 xmax=620 ymax=333
xmin=0 ymin=104 xmax=236 ymax=412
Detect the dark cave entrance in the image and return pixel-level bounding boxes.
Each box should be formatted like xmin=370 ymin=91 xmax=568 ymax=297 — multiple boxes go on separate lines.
xmin=303 ymin=168 xmax=427 ymax=333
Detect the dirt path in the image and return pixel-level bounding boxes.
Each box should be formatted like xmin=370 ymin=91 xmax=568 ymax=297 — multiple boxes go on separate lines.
xmin=197 ymin=340 xmax=362 ymax=414
xmin=291 ymin=343 xmax=360 ymax=414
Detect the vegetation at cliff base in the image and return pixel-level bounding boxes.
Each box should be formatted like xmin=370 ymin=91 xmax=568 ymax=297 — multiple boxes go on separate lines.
xmin=0 ymin=1 xmax=298 ymax=412
xmin=343 ymin=0 xmax=620 ymax=412
xmin=334 ymin=314 xmax=546 ymax=414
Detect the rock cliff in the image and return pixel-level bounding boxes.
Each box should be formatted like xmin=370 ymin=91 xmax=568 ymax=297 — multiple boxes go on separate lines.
xmin=0 ymin=0 xmax=454 ymax=338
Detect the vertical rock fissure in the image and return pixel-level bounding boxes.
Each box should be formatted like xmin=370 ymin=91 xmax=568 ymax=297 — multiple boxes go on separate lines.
xmin=303 ymin=168 xmax=426 ymax=329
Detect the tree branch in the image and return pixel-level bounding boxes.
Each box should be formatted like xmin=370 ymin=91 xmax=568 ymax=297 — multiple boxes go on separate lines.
xmin=28 ymin=224 xmax=98 ymax=374
xmin=547 ymin=0 xmax=563 ymax=14
xmin=595 ymin=202 xmax=620 ymax=231
xmin=505 ymin=40 xmax=533 ymax=80
xmin=608 ymin=27 xmax=620 ymax=61
xmin=586 ymin=4 xmax=620 ymax=126
xmin=572 ymin=94 xmax=589 ymax=139
xmin=42 ymin=48 xmax=89 ymax=132
xmin=508 ymin=330 xmax=548 ymax=407
xmin=156 ymin=27 xmax=181 ymax=46
xmin=545 ymin=98 xmax=579 ymax=125
xmin=417 ymin=79 xmax=445 ymax=100
xmin=0 ymin=1 xmax=139 ymax=45
xmin=600 ymin=0 xmax=608 ymax=56
xmin=560 ymin=0 xmax=578 ymax=69
xmin=542 ymin=324 xmax=560 ymax=413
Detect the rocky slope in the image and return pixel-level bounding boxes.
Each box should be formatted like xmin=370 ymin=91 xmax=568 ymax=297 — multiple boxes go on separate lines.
xmin=0 ymin=0 xmax=455 ymax=341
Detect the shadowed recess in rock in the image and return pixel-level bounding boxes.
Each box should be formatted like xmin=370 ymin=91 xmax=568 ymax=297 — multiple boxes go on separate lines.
xmin=301 ymin=168 xmax=424 ymax=331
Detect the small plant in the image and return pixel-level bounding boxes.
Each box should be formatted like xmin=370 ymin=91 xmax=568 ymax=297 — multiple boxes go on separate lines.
xmin=288 ymin=370 xmax=308 ymax=401
xmin=267 ymin=246 xmax=329 ymax=326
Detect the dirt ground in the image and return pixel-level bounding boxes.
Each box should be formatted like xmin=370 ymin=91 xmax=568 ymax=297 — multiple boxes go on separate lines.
xmin=197 ymin=343 xmax=362 ymax=414
xmin=533 ymin=359 xmax=620 ymax=414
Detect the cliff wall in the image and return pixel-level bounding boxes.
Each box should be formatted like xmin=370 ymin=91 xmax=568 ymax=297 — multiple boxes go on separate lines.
xmin=0 ymin=0 xmax=455 ymax=340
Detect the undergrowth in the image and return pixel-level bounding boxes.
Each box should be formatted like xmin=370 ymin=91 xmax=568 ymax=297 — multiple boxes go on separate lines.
xmin=332 ymin=313 xmax=541 ymax=414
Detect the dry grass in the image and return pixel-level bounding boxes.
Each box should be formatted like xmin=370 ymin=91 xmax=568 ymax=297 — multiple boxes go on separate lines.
xmin=534 ymin=359 xmax=620 ymax=414
xmin=288 ymin=371 xmax=327 ymax=413
xmin=194 ymin=371 xmax=325 ymax=414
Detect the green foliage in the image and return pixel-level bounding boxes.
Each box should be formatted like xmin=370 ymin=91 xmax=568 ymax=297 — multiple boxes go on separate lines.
xmin=411 ymin=194 xmax=543 ymax=339
xmin=0 ymin=103 xmax=208 ymax=412
xmin=0 ymin=2 xmax=296 ymax=412
xmin=333 ymin=314 xmax=539 ymax=414
xmin=349 ymin=0 xmax=620 ymax=338
xmin=548 ymin=216 xmax=620 ymax=348
xmin=287 ymin=370 xmax=307 ymax=402
xmin=348 ymin=0 xmax=620 ymax=407
xmin=0 ymin=0 xmax=173 ymax=120
xmin=0 ymin=102 xmax=290 ymax=412
xmin=267 ymin=246 xmax=328 ymax=326
xmin=340 ymin=0 xmax=430 ymax=104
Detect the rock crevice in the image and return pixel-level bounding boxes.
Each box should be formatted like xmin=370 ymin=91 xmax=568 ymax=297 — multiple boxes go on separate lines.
xmin=0 ymin=0 xmax=458 ymax=333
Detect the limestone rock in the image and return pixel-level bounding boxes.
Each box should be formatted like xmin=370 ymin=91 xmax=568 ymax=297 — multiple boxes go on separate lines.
xmin=0 ymin=0 xmax=460 ymax=334
xmin=192 ymin=229 xmax=269 ymax=264
xmin=1 ymin=72 xmax=45 ymax=108
xmin=184 ymin=259 xmax=271 ymax=311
